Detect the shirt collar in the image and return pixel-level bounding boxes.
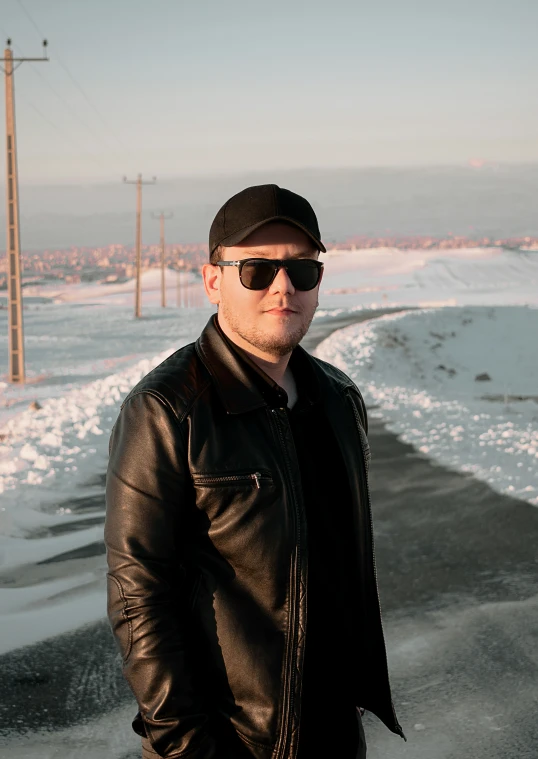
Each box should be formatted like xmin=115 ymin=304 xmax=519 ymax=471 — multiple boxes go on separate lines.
xmin=202 ymin=314 xmax=320 ymax=411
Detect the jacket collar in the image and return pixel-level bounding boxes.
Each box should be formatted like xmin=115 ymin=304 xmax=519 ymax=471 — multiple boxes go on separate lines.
xmin=195 ymin=314 xmax=321 ymax=414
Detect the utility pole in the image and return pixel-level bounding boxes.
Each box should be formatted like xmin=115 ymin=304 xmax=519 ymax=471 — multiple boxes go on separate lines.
xmin=151 ymin=211 xmax=173 ymax=307
xmin=1 ymin=39 xmax=48 ymax=383
xmin=176 ymin=252 xmax=183 ymax=308
xmin=123 ymin=174 xmax=156 ymax=318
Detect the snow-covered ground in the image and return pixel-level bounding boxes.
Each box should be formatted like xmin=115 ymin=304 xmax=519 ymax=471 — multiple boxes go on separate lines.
xmin=12 ymin=266 xmax=203 ymax=307
xmin=316 ymin=305 xmax=538 ymax=506
xmin=316 ymin=246 xmax=538 ymax=506
xmin=0 ymin=247 xmax=537 ymax=654
xmin=0 ymin=298 xmax=213 ymax=534
xmin=318 ymin=245 xmax=538 ymax=311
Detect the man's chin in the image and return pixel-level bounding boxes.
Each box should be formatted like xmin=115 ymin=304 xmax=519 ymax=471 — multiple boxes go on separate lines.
xmin=220 ymin=304 xmax=314 ymax=357
xmin=256 ymin=327 xmax=307 ymax=356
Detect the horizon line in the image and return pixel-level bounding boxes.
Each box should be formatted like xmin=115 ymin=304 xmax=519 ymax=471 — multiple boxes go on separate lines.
xmin=4 ymin=159 xmax=538 ymax=189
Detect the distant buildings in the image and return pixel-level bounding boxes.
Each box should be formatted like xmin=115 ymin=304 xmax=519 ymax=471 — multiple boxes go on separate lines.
xmin=0 ymin=236 xmax=536 ymax=291
xmin=0 ymin=242 xmax=208 ymax=289
xmin=330 ymin=234 xmax=538 ymax=252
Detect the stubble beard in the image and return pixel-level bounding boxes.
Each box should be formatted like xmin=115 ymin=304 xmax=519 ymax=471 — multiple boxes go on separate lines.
xmin=220 ymin=300 xmax=318 ymax=357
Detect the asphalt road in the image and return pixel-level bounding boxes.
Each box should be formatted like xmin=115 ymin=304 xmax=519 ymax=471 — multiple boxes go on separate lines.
xmin=1 ymin=309 xmax=537 ymax=758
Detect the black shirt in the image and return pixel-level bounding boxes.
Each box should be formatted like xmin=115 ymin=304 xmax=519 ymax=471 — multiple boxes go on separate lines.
xmin=215 ymin=321 xmax=360 ymax=757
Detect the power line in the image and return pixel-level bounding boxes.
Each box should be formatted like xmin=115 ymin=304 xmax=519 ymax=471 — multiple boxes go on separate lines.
xmin=14 ymin=0 xmax=42 ymax=40
xmin=15 ymin=0 xmax=126 ymax=149
xmin=23 ymin=98 xmax=114 ymax=174
xmin=26 ymin=61 xmax=120 ymax=155
xmin=56 ymin=60 xmax=126 ymax=149
xmin=1 ymin=41 xmax=114 ymax=173
xmin=0 ymin=38 xmax=118 ymax=173
xmin=5 ymin=8 xmax=122 ymax=174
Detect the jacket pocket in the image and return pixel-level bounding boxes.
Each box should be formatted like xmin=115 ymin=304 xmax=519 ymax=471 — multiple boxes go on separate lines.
xmin=191 ymin=469 xmax=277 ymax=542
xmin=192 ymin=470 xmax=273 ymax=491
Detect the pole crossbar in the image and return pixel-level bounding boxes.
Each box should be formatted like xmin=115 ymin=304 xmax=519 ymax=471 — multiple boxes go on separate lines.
xmin=2 ymin=57 xmax=49 ymax=63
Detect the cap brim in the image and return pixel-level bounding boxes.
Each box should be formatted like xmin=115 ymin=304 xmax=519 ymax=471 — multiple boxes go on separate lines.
xmin=218 ymin=216 xmax=326 ymax=253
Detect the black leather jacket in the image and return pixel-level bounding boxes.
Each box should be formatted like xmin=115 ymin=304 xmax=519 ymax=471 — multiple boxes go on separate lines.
xmin=105 ymin=315 xmax=403 ymax=758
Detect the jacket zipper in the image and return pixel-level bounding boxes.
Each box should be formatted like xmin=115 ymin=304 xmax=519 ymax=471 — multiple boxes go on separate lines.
xmin=188 ymin=571 xmax=202 ymax=611
xmin=193 ymin=472 xmax=268 ymax=489
xmin=347 ymin=391 xmax=406 ymax=740
xmin=270 ymin=406 xmax=302 ymax=759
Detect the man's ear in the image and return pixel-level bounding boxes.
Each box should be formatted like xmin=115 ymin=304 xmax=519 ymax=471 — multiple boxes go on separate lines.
xmin=202 ymin=263 xmax=221 ymax=305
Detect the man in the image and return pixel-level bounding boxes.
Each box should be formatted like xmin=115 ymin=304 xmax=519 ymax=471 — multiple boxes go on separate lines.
xmin=105 ymin=184 xmax=404 ymax=759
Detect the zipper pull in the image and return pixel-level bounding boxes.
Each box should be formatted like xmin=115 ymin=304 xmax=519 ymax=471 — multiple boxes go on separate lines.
xmin=252 ymin=472 xmax=261 ymax=489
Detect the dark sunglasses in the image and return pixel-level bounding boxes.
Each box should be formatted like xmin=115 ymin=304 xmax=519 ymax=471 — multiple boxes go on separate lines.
xmin=216 ymin=258 xmax=323 ymax=291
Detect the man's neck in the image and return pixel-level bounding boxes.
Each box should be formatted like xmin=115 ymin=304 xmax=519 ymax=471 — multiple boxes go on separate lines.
xmin=217 ymin=318 xmax=291 ymax=387
xmin=245 ymin=350 xmax=290 ymax=387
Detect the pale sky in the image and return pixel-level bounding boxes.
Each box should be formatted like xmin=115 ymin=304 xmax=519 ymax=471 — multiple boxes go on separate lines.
xmin=0 ymin=0 xmax=537 ymax=184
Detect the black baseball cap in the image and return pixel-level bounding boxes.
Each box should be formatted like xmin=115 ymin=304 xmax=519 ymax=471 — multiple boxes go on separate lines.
xmin=209 ymin=184 xmax=326 ymax=258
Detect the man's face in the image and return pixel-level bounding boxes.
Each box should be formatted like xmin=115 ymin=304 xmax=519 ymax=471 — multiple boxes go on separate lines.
xmin=202 ymin=222 xmax=323 ymax=358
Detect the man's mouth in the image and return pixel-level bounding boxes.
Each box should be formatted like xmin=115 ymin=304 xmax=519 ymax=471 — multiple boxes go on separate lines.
xmin=265 ymin=307 xmax=297 ymax=314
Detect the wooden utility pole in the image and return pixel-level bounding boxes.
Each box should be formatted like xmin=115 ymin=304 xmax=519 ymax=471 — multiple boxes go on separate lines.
xmin=176 ymin=248 xmax=184 ymax=308
xmin=123 ymin=174 xmax=156 ymax=318
xmin=1 ymin=40 xmax=48 ymax=383
xmin=151 ymin=211 xmax=173 ymax=307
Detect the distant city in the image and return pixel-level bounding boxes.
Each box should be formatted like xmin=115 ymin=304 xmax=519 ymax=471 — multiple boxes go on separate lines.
xmin=1 ymin=234 xmax=537 ymax=293
xmin=329 ymin=234 xmax=538 ymax=252
xmin=0 ymin=242 xmax=207 ymax=291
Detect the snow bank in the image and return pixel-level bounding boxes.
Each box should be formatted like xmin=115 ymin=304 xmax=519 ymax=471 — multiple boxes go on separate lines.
xmin=0 ymin=307 xmax=213 ymax=543
xmin=316 ymin=305 xmax=538 ymax=506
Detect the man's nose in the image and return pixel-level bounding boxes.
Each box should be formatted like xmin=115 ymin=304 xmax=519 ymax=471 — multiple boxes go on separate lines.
xmin=268 ymin=266 xmax=295 ymax=295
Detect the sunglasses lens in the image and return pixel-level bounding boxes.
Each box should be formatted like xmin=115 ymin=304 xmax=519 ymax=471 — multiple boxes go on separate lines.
xmin=240 ymin=261 xmax=276 ymax=290
xmin=238 ymin=259 xmax=322 ymax=291
xmin=286 ymin=260 xmax=321 ymax=291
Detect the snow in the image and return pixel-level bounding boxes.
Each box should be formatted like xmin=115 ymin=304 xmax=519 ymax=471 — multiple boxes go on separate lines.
xmin=315 ymin=305 xmax=538 ymax=505
xmin=7 ymin=266 xmax=202 ymax=307
xmin=315 ymin=246 xmax=538 ymax=507
xmin=0 ymin=579 xmax=105 ymax=656
xmin=0 ymin=296 xmax=213 ymax=541
xmin=0 ymin=247 xmax=537 ymax=655
xmin=318 ymin=246 xmax=538 ymax=310
xmin=0 ymin=703 xmax=140 ymax=758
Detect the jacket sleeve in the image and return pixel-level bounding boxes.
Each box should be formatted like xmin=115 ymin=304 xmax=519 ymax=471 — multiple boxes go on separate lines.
xmin=105 ymin=390 xmax=216 ymax=759
xmin=349 ymin=383 xmax=368 ymax=436
xmin=347 ymin=384 xmax=371 ymax=476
